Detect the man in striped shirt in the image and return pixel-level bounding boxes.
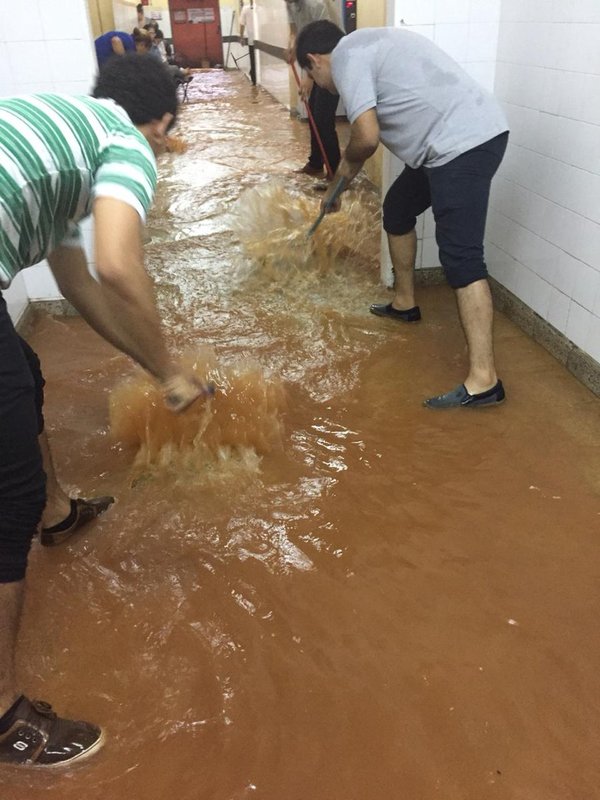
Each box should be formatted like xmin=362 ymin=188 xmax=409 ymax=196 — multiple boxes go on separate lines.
xmin=0 ymin=54 xmax=209 ymax=767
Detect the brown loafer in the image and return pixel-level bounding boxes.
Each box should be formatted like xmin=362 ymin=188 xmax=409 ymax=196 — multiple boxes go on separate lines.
xmin=293 ymin=163 xmax=323 ymax=177
xmin=0 ymin=697 xmax=104 ymax=767
xmin=41 ymin=496 xmax=114 ymax=547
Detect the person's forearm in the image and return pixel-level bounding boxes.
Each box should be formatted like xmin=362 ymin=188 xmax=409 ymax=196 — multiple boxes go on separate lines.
xmin=344 ymin=138 xmax=378 ymax=167
xmin=98 ymin=271 xmax=176 ymax=382
xmin=334 ymin=156 xmax=364 ymax=188
xmin=287 ymin=25 xmax=297 ymax=62
xmin=48 ymin=247 xmax=175 ymax=382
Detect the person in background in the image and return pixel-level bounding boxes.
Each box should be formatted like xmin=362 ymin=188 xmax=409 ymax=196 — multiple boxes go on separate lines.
xmin=136 ymin=2 xmax=150 ymax=28
xmin=94 ymin=30 xmax=135 ymax=67
xmin=239 ymin=0 xmax=257 ymax=87
xmin=284 ymin=0 xmax=341 ymax=180
xmin=154 ymin=28 xmax=170 ymax=64
xmin=297 ymin=22 xmax=510 ymax=409
xmin=144 ymin=20 xmax=159 ymax=37
xmin=0 ymin=53 xmax=211 ymax=768
xmin=133 ymin=27 xmax=155 ymax=56
xmin=142 ymin=25 xmax=193 ymax=85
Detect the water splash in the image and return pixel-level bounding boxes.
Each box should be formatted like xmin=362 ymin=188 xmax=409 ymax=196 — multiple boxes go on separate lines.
xmin=231 ymin=179 xmax=378 ymax=276
xmin=109 ymin=348 xmax=286 ymax=477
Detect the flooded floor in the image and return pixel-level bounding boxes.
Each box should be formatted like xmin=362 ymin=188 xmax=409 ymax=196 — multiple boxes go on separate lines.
xmin=4 ymin=71 xmax=600 ymax=800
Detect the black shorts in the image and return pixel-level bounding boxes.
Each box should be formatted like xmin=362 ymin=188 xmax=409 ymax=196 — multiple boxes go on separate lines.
xmin=382 ymin=132 xmax=509 ymax=289
xmin=0 ymin=293 xmax=47 ymax=583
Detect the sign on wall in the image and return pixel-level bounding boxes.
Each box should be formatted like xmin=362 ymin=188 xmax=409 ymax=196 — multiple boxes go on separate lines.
xmin=188 ymin=8 xmax=216 ymax=23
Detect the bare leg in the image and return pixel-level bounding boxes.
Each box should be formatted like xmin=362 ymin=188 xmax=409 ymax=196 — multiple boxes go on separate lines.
xmin=38 ymin=431 xmax=70 ymax=529
xmin=388 ymin=230 xmax=417 ymax=309
xmin=456 ymin=279 xmax=497 ymax=394
xmin=0 ymin=580 xmax=24 ymax=713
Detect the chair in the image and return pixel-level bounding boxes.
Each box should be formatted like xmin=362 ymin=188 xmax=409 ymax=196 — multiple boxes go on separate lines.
xmin=176 ymin=74 xmax=193 ymax=102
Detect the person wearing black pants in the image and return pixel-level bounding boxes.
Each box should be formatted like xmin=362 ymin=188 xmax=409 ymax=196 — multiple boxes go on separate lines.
xmin=0 ymin=55 xmax=211 ymax=769
xmin=0 ymin=295 xmax=47 ymax=588
xmin=285 ymin=0 xmax=341 ymax=179
xmin=306 ymin=80 xmax=340 ymax=176
xmin=297 ymin=23 xmax=511 ymax=408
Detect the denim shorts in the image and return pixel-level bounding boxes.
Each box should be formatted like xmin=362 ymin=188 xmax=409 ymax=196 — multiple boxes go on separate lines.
xmin=382 ymin=132 xmax=509 ymax=289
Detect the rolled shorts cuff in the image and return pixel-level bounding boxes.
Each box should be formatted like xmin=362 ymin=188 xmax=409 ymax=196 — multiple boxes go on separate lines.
xmin=382 ymin=216 xmax=419 ymax=237
xmin=444 ymin=261 xmax=489 ymax=289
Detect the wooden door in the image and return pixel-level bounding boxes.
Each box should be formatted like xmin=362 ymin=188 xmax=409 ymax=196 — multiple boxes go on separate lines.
xmin=170 ymin=0 xmax=222 ymax=67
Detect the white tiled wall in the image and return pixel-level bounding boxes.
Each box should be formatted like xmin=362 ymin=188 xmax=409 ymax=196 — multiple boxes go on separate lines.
xmin=381 ymin=0 xmax=599 ymax=366
xmin=3 ymin=274 xmax=28 ymax=325
xmin=0 ymin=0 xmax=97 ymax=320
xmin=381 ymin=0 xmax=501 ymax=285
xmin=488 ymin=0 xmax=600 ymax=363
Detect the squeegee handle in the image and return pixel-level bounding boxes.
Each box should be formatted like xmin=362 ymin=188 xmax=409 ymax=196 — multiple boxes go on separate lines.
xmin=307 ymin=175 xmax=348 ymax=238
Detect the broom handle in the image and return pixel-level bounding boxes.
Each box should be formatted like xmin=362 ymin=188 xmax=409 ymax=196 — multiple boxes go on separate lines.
xmin=290 ymin=61 xmax=334 ymax=180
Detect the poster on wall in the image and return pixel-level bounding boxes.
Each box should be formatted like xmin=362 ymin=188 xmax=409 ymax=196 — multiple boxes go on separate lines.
xmin=173 ymin=10 xmax=187 ymax=23
xmin=188 ymin=8 xmax=216 ymax=23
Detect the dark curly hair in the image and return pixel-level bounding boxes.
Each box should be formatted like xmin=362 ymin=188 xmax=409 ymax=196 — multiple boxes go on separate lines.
xmin=92 ymin=53 xmax=178 ymax=130
xmin=296 ymin=20 xmax=345 ymax=70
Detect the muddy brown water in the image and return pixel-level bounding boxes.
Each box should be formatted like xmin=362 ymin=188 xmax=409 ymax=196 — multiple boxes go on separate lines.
xmin=3 ymin=71 xmax=600 ymax=800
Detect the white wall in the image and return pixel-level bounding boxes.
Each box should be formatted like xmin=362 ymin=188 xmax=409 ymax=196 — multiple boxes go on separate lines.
xmin=381 ymin=0 xmax=501 ymax=284
xmin=3 ymin=274 xmax=28 ymax=325
xmin=382 ymin=1 xmax=599 ymax=366
xmin=0 ymin=0 xmax=98 ymax=320
xmin=113 ymin=0 xmax=138 ymax=33
xmin=255 ymin=0 xmax=292 ymax=107
xmin=487 ymin=0 xmax=600 ymax=364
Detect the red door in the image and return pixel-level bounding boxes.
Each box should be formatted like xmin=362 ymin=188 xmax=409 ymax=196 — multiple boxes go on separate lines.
xmin=170 ymin=0 xmax=222 ymax=67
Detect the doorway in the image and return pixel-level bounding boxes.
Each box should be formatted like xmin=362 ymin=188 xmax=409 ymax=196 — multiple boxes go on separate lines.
xmin=169 ymin=0 xmax=223 ymax=67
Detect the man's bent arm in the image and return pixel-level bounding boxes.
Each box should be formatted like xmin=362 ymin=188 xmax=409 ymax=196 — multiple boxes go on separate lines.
xmin=48 ymin=199 xmax=205 ymax=410
xmin=323 ymin=108 xmax=380 ymax=207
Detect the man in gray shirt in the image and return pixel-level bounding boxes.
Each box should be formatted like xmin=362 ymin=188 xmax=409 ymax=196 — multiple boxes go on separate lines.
xmin=285 ymin=0 xmax=342 ymax=180
xmin=297 ymin=22 xmax=510 ymax=409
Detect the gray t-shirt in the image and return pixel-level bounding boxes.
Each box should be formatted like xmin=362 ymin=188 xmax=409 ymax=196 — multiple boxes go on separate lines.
xmin=331 ymin=28 xmax=509 ymax=169
xmin=286 ymin=0 xmax=340 ymax=31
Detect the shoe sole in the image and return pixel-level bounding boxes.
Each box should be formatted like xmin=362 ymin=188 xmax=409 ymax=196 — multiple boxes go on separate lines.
xmin=425 ymin=397 xmax=505 ymax=410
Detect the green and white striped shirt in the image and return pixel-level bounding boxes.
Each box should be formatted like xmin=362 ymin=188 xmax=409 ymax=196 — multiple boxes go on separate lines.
xmin=0 ymin=94 xmax=157 ymax=289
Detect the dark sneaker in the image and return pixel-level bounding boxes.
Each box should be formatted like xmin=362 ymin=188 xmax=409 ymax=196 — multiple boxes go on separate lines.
xmin=0 ymin=697 xmax=104 ymax=767
xmin=424 ymin=380 xmax=505 ymax=409
xmin=370 ymin=303 xmax=421 ymax=322
xmin=293 ymin=163 xmax=324 ymax=177
xmin=41 ymin=496 xmax=114 ymax=547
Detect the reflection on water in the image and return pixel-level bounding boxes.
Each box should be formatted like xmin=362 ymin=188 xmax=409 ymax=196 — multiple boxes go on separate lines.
xmin=7 ymin=70 xmax=600 ymax=800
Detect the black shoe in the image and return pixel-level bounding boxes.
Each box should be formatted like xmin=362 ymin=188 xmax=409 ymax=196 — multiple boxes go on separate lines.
xmin=41 ymin=496 xmax=114 ymax=547
xmin=424 ymin=380 xmax=505 ymax=409
xmin=369 ymin=303 xmax=421 ymax=322
xmin=0 ymin=697 xmax=104 ymax=767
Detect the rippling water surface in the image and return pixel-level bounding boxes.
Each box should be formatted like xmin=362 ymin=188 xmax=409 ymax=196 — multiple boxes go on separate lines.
xmin=4 ymin=70 xmax=600 ymax=800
